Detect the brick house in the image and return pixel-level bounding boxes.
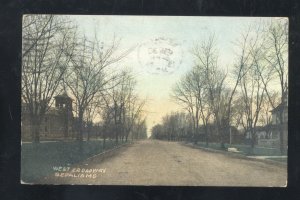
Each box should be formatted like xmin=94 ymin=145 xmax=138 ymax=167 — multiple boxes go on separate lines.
xmin=21 ymin=93 xmax=74 ymax=141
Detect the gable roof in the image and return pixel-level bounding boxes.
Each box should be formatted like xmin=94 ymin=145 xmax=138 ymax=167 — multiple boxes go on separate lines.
xmin=270 ymin=102 xmax=287 ymax=113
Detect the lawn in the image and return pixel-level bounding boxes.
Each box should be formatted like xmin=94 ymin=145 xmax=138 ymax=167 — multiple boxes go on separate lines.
xmin=21 ymin=139 xmax=127 ymax=183
xmin=194 ymin=142 xmax=287 ymax=156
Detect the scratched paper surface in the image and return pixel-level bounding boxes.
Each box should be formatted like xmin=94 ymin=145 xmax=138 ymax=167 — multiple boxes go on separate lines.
xmin=21 ymin=15 xmax=287 ymax=186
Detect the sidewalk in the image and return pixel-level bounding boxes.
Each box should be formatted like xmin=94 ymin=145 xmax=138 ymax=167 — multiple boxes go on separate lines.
xmin=182 ymin=142 xmax=287 ymax=167
xmin=247 ymin=155 xmax=287 ymax=163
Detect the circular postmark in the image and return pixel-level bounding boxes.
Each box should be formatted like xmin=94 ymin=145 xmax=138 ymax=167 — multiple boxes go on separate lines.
xmin=137 ymin=37 xmax=183 ymax=75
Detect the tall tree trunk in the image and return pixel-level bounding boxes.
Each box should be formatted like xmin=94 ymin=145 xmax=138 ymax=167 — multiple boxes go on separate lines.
xmin=194 ymin=121 xmax=199 ymax=145
xmin=204 ymin=125 xmax=209 ymax=147
xmin=218 ymin=120 xmax=225 ymax=149
xmin=279 ymin=110 xmax=284 ymax=155
xmin=31 ymin=115 xmax=40 ymax=143
xmin=250 ymin=128 xmax=255 ymax=149
xmin=115 ymin=126 xmax=119 ymax=144
xmin=125 ymin=131 xmax=129 ymax=142
xmin=78 ymin=110 xmax=84 ymax=152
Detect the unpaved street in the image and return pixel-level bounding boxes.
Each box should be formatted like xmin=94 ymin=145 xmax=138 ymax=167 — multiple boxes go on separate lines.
xmin=42 ymin=140 xmax=287 ymax=186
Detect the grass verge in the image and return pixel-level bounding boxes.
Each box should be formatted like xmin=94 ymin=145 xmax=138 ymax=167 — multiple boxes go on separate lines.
xmin=21 ymin=140 xmax=129 ymax=183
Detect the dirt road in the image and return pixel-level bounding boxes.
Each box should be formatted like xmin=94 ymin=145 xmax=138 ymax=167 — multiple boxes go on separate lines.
xmin=42 ymin=140 xmax=287 ymax=186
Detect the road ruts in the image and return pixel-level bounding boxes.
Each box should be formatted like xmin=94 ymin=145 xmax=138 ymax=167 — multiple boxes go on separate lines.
xmin=41 ymin=140 xmax=287 ymax=186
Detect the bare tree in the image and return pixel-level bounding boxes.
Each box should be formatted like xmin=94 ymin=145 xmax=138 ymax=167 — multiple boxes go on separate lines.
xmin=172 ymin=73 xmax=199 ymax=143
xmin=151 ymin=112 xmax=193 ymax=141
xmin=126 ymin=95 xmax=147 ymax=141
xmin=238 ymin=58 xmax=266 ymax=148
xmin=22 ymin=15 xmax=76 ymax=142
xmin=172 ymin=35 xmax=231 ymax=147
xmin=22 ymin=15 xmax=64 ymax=57
xmin=151 ymin=124 xmax=164 ymax=140
xmin=101 ymin=72 xmax=129 ymax=144
xmin=64 ymin=36 xmax=132 ymax=147
xmin=190 ymin=67 xmax=213 ymax=146
xmin=132 ymin=117 xmax=147 ymax=140
xmin=222 ymin=28 xmax=255 ymax=141
xmin=84 ymin=100 xmax=101 ymax=141
xmin=230 ymin=20 xmax=288 ymax=151
xmin=236 ymin=20 xmax=288 ymax=152
xmin=101 ymin=70 xmax=147 ymax=143
xmin=191 ymin=35 xmax=229 ymax=148
xmin=100 ymin=101 xmax=115 ymax=148
xmin=261 ymin=19 xmax=288 ymax=153
xmin=231 ymin=95 xmax=246 ymax=132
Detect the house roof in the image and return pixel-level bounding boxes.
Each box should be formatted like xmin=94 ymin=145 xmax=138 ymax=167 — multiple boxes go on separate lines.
xmin=54 ymin=92 xmax=73 ymax=100
xmin=270 ymin=102 xmax=287 ymax=113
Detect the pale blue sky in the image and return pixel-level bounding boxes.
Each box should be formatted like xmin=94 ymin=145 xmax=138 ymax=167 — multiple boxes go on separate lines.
xmin=67 ymin=15 xmax=285 ymax=135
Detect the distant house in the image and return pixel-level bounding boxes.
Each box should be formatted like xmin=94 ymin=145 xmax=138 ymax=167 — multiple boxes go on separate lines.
xmin=21 ymin=93 xmax=74 ymax=141
xmin=257 ymin=100 xmax=288 ymax=148
xmin=245 ymin=98 xmax=287 ymax=148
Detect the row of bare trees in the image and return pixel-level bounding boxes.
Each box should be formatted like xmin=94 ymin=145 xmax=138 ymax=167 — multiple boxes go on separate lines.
xmin=155 ymin=19 xmax=288 ymax=153
xmin=22 ymin=15 xmax=147 ymax=145
xmin=151 ymin=112 xmax=193 ymax=141
xmin=100 ymin=70 xmax=147 ymax=147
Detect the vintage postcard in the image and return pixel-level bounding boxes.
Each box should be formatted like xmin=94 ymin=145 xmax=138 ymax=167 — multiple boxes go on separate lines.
xmin=21 ymin=15 xmax=287 ymax=186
